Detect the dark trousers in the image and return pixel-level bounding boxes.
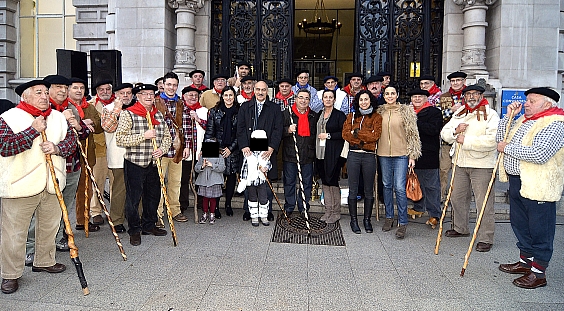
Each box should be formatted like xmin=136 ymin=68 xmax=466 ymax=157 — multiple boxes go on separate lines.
xmin=248 ymin=183 xmax=268 ymax=205
xmin=243 ymin=184 xmax=273 ymax=213
xmin=347 ymin=152 xmax=376 ymax=200
xmin=180 ymin=160 xmax=193 ymax=209
xmin=413 ymin=168 xmax=441 ymax=218
xmin=217 ymin=173 xmax=237 ymax=208
xmin=124 ymin=159 xmax=160 ymax=235
xmin=283 ymin=161 xmax=313 ymax=212
xmin=508 ymin=175 xmax=556 ymax=263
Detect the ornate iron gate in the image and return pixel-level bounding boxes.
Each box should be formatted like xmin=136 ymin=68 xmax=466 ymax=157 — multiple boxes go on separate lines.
xmin=356 ymin=0 xmax=443 ymax=101
xmin=211 ymin=0 xmax=293 ymax=85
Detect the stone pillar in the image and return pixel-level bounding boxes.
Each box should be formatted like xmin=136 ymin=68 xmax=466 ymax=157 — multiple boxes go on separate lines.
xmin=168 ymin=0 xmax=206 ymax=76
xmin=1 ymin=0 xmax=19 ymax=102
xmin=453 ymin=0 xmax=497 ymax=78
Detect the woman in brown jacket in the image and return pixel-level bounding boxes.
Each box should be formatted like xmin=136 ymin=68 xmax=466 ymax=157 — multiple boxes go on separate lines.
xmin=342 ymin=90 xmax=382 ymax=234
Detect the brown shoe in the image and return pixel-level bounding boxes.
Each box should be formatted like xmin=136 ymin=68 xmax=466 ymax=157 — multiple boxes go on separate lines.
xmin=32 ymin=263 xmax=66 ymax=273
xmin=513 ymin=272 xmax=547 ymax=289
xmin=142 ymin=227 xmax=168 ymax=236
xmin=156 ymin=218 xmax=165 ymax=228
xmin=92 ymin=215 xmax=104 ymax=225
xmin=475 ymin=242 xmax=492 ymax=252
xmin=445 ymin=229 xmax=469 ymax=237
xmin=130 ymin=233 xmax=141 ymax=246
xmin=426 ymin=217 xmax=438 ymax=229
xmin=173 ymin=213 xmax=189 ymax=222
xmin=1 ymin=279 xmax=18 ymax=294
xmin=499 ymin=262 xmax=531 ymax=275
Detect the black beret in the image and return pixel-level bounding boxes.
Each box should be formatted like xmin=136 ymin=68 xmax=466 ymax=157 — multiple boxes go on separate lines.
xmin=237 ymin=61 xmax=251 ymax=68
xmin=211 ymin=74 xmax=229 ymax=83
xmin=240 ymin=76 xmax=256 ymax=83
xmin=69 ymin=77 xmax=87 ymax=86
xmin=349 ymin=72 xmax=364 ymax=79
xmin=295 ymin=69 xmax=310 ymax=78
xmin=447 ymin=71 xmax=467 ymax=80
xmin=363 ymin=75 xmax=384 ymax=85
xmin=419 ymin=75 xmax=436 ymax=82
xmin=525 ymin=87 xmax=560 ymax=103
xmin=277 ymin=78 xmax=294 ymax=85
xmin=188 ymin=70 xmax=205 ymax=78
xmin=44 ymin=74 xmax=71 ymax=86
xmin=92 ymin=79 xmax=114 ymax=95
xmin=15 ymin=80 xmax=51 ymax=96
xmin=407 ymin=88 xmax=430 ymax=97
xmin=181 ymin=86 xmax=202 ymax=95
xmin=323 ymin=76 xmax=339 ymax=83
xmin=114 ymin=83 xmax=133 ymax=93
xmin=154 ymin=77 xmax=164 ymax=85
xmin=462 ymin=84 xmax=485 ymax=94
xmin=377 ymin=71 xmax=391 ymax=77
xmin=132 ymin=84 xmax=158 ymax=95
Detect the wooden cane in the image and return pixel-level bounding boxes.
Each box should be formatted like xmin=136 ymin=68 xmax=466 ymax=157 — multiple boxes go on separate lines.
xmin=145 ymin=112 xmax=178 ymax=246
xmin=72 ymin=129 xmax=127 ymax=260
xmin=83 ymin=137 xmax=90 ymax=238
xmin=373 ymin=155 xmax=379 ymax=221
xmin=261 ymin=169 xmax=290 ymax=222
xmin=41 ymin=132 xmax=89 ymax=295
xmin=189 ymin=118 xmax=199 ymax=223
xmin=460 ymin=110 xmax=515 ymax=276
xmin=434 ymin=143 xmax=461 ymax=255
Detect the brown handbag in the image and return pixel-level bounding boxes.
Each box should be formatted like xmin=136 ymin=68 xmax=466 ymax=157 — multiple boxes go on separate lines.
xmin=406 ymin=167 xmax=423 ymax=202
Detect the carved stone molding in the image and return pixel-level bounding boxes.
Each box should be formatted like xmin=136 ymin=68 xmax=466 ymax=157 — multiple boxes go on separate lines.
xmin=453 ymin=0 xmax=497 ymax=7
xmin=176 ymin=48 xmax=196 ymax=66
xmin=461 ymin=48 xmax=486 ymax=67
xmin=168 ymin=0 xmax=206 ymax=11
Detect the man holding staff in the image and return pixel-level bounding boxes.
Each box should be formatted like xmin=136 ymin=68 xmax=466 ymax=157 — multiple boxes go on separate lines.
xmin=115 ymin=84 xmax=171 ymax=246
xmin=497 ymin=87 xmax=564 ymax=289
xmin=0 ymin=80 xmax=77 ymax=294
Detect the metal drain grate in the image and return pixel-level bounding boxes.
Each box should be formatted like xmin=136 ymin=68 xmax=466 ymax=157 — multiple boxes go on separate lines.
xmin=271 ymin=213 xmax=346 ymax=246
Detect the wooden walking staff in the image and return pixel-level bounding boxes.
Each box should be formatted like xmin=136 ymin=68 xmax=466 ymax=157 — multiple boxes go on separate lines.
xmin=189 ymin=118 xmax=199 ymax=223
xmin=72 ymin=129 xmax=127 ymax=260
xmin=434 ymin=143 xmax=461 ymax=255
xmin=41 ymin=131 xmax=89 ymax=295
xmin=261 ymin=170 xmax=290 ymax=222
xmin=145 ymin=112 xmax=178 ymax=246
xmin=83 ymin=137 xmax=89 ymax=237
xmin=460 ymin=110 xmax=515 ymax=277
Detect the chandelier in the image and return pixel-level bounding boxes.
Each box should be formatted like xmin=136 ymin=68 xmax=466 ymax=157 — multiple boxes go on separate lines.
xmin=297 ymin=0 xmax=342 ymax=35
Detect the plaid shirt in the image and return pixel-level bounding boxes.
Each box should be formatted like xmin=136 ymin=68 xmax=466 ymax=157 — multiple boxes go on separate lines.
xmin=498 ymin=115 xmax=564 ymax=175
xmin=428 ymin=89 xmax=442 ymax=107
xmin=101 ymin=105 xmax=122 ymax=133
xmin=240 ymin=152 xmax=271 ymax=186
xmin=272 ymin=93 xmax=296 ymax=112
xmin=183 ymin=105 xmax=207 ymax=152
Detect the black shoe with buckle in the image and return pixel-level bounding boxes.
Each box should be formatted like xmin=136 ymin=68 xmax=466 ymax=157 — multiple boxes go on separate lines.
xmin=114 ymin=224 xmax=126 ymax=233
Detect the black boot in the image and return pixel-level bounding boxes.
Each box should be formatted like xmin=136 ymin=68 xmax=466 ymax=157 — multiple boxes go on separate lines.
xmin=363 ymin=198 xmax=374 ymax=233
xmin=225 ymin=205 xmax=233 ymax=216
xmin=348 ymin=199 xmax=361 ymax=234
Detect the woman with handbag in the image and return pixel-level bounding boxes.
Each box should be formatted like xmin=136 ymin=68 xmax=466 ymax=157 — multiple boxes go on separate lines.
xmin=376 ymin=85 xmax=421 ymax=239
xmin=316 ymin=89 xmax=347 ymax=224
xmin=342 ymin=90 xmax=382 ymax=234
xmin=204 ymin=86 xmax=241 ymax=216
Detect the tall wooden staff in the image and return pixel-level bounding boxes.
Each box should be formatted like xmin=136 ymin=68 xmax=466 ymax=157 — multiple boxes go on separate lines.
xmin=83 ymin=137 xmax=90 ymax=237
xmin=72 ymin=129 xmax=127 ymax=260
xmin=460 ymin=110 xmax=515 ymax=276
xmin=261 ymin=170 xmax=289 ymax=222
xmin=189 ymin=118 xmax=199 ymax=223
xmin=41 ymin=132 xmax=89 ymax=295
xmin=145 ymin=112 xmax=178 ymax=246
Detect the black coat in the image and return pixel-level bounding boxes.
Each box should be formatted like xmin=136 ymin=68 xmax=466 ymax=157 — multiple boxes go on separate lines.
xmin=415 ymin=105 xmax=443 ymax=169
xmin=316 ymin=109 xmax=347 ymax=181
xmin=282 ymin=108 xmax=319 ymax=164
xmin=205 ymin=104 xmax=241 ymax=175
xmin=236 ymin=98 xmax=283 ymax=179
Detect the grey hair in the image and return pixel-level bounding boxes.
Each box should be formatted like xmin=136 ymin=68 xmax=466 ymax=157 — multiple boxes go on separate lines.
xmin=545 ymin=96 xmax=558 ymax=107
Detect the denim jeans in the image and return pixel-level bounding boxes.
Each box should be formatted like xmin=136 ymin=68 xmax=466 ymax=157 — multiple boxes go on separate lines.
xmin=283 ymin=161 xmax=313 ymax=212
xmin=413 ymin=168 xmax=441 ymax=218
xmin=346 ymin=152 xmax=376 ymax=200
xmin=124 ymin=160 xmax=161 ymax=235
xmin=379 ymin=156 xmax=409 ymax=225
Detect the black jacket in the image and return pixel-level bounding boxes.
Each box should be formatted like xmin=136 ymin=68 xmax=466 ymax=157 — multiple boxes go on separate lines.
xmin=282 ymin=108 xmax=319 ymax=164
xmin=236 ymin=97 xmax=283 ymax=179
xmin=316 ymin=109 xmax=347 ymax=182
xmin=205 ymin=104 xmax=241 ymax=175
xmin=415 ymin=105 xmax=443 ymax=169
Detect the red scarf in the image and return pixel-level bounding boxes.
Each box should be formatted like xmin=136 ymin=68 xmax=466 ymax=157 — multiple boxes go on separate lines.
xmin=448 ymin=85 xmax=466 ymax=99
xmin=126 ymin=102 xmax=160 ymax=125
xmin=275 ymin=91 xmax=294 ymax=109
xmin=523 ymin=107 xmax=564 ymax=123
xmin=241 ymin=91 xmax=254 ymax=100
xmin=428 ymin=84 xmax=441 ymax=96
xmin=69 ymin=97 xmax=89 ymax=119
xmin=457 ymin=98 xmax=489 ymax=121
xmin=413 ymin=102 xmax=432 ymax=114
xmin=185 ymin=101 xmax=203 ymax=111
xmin=95 ymin=93 xmax=116 ymax=106
xmin=214 ymin=88 xmax=223 ymax=95
xmin=49 ymin=98 xmax=69 ymax=112
xmin=291 ymin=103 xmax=310 ymax=137
xmin=17 ymin=101 xmax=52 ymax=118
xmin=343 ymin=84 xmax=366 ymax=97
xmin=190 ymin=84 xmax=208 ymax=91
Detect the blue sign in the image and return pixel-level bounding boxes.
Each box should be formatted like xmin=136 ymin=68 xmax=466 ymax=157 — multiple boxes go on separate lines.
xmin=500 ymin=89 xmax=526 ymax=119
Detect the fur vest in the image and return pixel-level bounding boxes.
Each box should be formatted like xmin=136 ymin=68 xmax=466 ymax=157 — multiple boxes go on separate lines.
xmin=376 ymin=104 xmax=421 ymax=159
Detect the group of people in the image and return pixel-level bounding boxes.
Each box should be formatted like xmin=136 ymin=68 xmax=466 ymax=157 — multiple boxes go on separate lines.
xmin=0 ymin=61 xmax=562 ymax=294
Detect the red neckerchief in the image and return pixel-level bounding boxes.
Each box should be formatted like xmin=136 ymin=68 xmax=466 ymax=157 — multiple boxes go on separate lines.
xmin=241 ymin=91 xmax=254 ymax=100
xmin=524 ymin=107 xmax=564 ymax=123
xmin=457 ymin=98 xmax=489 ymax=121
xmin=17 ymin=101 xmax=52 ymax=118
xmin=185 ymin=101 xmax=202 ymax=111
xmin=95 ymin=93 xmax=116 ymax=106
xmin=49 ymin=97 xmax=69 ymax=112
xmin=413 ymin=102 xmax=432 ymax=114
xmin=275 ymin=91 xmax=294 ymax=109
xmin=126 ymin=102 xmax=160 ymax=125
xmin=214 ymin=88 xmax=223 ymax=95
xmin=291 ymin=103 xmax=310 ymax=137
xmin=343 ymin=84 xmax=366 ymax=97
xmin=428 ymin=84 xmax=441 ymax=96
xmin=68 ymin=97 xmax=89 ymax=119
xmin=448 ymin=85 xmax=466 ymax=99
xmin=190 ymin=84 xmax=208 ymax=91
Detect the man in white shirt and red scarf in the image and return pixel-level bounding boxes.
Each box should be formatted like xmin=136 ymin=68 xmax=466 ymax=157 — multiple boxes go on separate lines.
xmin=188 ymin=69 xmax=209 ymax=92
xmin=419 ymin=75 xmax=442 ymax=106
xmin=200 ymin=74 xmax=227 ymax=109
xmin=340 ymin=72 xmax=366 ymax=115
xmin=0 ymin=79 xmax=77 ymax=294
xmin=273 ymin=78 xmax=296 ymax=111
xmin=497 ymin=87 xmax=564 ymax=289
xmin=237 ymin=76 xmax=255 ymax=104
xmin=317 ymin=76 xmax=347 ymax=111
xmin=292 ymin=69 xmax=323 ymax=113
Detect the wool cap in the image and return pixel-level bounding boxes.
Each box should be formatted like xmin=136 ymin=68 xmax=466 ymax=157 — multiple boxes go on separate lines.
xmin=132 ymin=84 xmax=158 ymax=95
xmin=462 ymin=84 xmax=485 ymax=94
xmin=15 ymin=80 xmax=51 ymax=96
xmin=447 ymin=71 xmax=467 ymax=80
xmin=407 ymin=88 xmax=430 ymax=97
xmin=524 ymin=87 xmax=560 ymax=103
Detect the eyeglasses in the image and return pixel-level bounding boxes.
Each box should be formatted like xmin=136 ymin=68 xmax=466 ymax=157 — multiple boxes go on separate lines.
xmin=420 ymin=81 xmax=432 ymax=85
xmin=297 ymin=96 xmax=310 ymax=100
xmin=464 ymin=92 xmax=481 ymax=98
xmin=297 ymin=76 xmax=308 ymax=79
xmin=325 ymin=81 xmax=337 ymax=84
xmin=138 ymin=92 xmax=155 ymax=97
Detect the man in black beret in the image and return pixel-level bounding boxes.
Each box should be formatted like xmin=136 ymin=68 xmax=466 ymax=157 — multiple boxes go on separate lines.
xmin=497 ymin=87 xmax=564 ymax=289
xmin=273 ymin=78 xmax=296 ymax=111
xmin=341 ymin=72 xmax=365 ymax=115
xmin=188 ymin=69 xmax=208 ymax=92
xmin=1 ymin=79 xmax=76 ymax=294
xmin=154 ymin=77 xmax=164 ymax=95
xmin=364 ymin=75 xmax=386 ymax=108
xmin=292 ymin=69 xmax=323 ymax=113
xmin=377 ymin=71 xmax=391 ymax=89
xmin=228 ymin=61 xmax=252 ymax=89
xmin=419 ymin=75 xmax=442 ymax=106
xmin=200 ymin=74 xmax=228 ymax=109
xmin=237 ymin=76 xmax=256 ymax=104
xmin=115 ymin=83 xmax=172 ymax=246
xmin=317 ymin=76 xmax=347 ymax=111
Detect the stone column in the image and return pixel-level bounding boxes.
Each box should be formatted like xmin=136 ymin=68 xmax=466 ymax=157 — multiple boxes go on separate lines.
xmin=168 ymin=0 xmax=206 ymax=75
xmin=453 ymin=0 xmax=497 ymax=78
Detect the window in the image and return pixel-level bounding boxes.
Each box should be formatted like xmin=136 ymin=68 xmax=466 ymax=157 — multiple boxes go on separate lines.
xmin=18 ymin=0 xmax=76 ymax=78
